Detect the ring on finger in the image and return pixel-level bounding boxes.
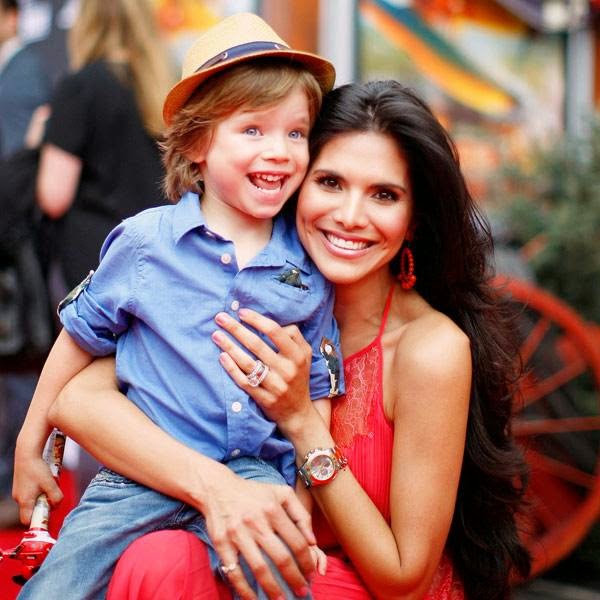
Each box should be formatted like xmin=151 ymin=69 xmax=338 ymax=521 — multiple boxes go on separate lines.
xmin=218 ymin=561 xmax=239 ymax=577
xmin=246 ymin=360 xmax=269 ymax=387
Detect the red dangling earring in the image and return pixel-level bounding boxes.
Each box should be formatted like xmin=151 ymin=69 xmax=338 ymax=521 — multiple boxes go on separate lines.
xmin=398 ymin=244 xmax=416 ymax=290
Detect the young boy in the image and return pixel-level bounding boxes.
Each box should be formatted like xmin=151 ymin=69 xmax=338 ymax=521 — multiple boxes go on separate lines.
xmin=15 ymin=13 xmax=342 ymax=599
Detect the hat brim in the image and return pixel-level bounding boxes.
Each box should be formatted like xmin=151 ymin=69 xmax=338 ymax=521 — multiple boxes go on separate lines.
xmin=163 ymin=49 xmax=335 ymax=126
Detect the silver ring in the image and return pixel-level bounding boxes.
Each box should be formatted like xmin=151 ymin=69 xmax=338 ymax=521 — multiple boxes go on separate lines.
xmin=246 ymin=360 xmax=269 ymax=387
xmin=218 ymin=561 xmax=239 ymax=577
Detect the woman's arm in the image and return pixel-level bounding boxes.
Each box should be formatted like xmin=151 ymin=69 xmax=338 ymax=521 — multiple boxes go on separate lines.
xmin=213 ymin=309 xmax=471 ymax=600
xmin=36 ymin=143 xmax=82 ymax=218
xmin=48 ymin=358 xmax=317 ymax=600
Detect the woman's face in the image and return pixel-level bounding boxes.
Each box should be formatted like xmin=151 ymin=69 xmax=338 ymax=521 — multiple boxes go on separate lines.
xmin=297 ymin=131 xmax=413 ymax=286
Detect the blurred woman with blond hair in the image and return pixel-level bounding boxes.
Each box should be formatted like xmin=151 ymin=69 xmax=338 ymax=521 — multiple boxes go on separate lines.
xmin=37 ymin=0 xmax=174 ymax=289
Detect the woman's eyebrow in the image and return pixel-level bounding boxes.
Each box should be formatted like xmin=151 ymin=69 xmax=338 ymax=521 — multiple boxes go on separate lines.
xmin=371 ymin=181 xmax=408 ymax=194
xmin=311 ymin=168 xmax=341 ymax=177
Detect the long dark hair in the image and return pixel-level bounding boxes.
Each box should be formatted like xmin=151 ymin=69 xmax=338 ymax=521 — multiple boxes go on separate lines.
xmin=310 ymin=81 xmax=531 ymax=599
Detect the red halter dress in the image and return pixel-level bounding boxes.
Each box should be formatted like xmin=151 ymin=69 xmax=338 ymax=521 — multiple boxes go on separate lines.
xmin=310 ymin=286 xmax=465 ymax=599
xmin=107 ymin=287 xmax=465 ymax=599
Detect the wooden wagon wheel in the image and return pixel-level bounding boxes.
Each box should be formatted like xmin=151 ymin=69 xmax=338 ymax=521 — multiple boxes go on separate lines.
xmin=494 ymin=276 xmax=600 ymax=577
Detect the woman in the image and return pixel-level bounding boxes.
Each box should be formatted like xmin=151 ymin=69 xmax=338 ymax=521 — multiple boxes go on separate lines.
xmin=47 ymin=81 xmax=530 ymax=599
xmin=37 ymin=0 xmax=173 ymax=288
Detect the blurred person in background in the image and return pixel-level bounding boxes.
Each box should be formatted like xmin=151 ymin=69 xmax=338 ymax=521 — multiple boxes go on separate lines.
xmin=0 ymin=0 xmax=50 ymax=157
xmin=0 ymin=0 xmax=51 ymax=528
xmin=36 ymin=0 xmax=174 ymax=292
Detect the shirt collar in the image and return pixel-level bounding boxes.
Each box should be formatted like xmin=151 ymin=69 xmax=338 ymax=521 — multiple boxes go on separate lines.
xmin=171 ymin=192 xmax=312 ymax=274
xmin=171 ymin=192 xmax=208 ymax=243
xmin=254 ymin=213 xmax=312 ymax=274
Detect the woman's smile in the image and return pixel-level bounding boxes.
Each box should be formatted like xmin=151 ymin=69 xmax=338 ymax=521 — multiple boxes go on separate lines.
xmin=322 ymin=230 xmax=372 ymax=254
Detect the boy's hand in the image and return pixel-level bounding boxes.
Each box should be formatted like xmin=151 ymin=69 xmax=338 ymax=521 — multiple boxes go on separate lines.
xmin=12 ymin=454 xmax=63 ymax=525
xmin=310 ymin=544 xmax=327 ymax=576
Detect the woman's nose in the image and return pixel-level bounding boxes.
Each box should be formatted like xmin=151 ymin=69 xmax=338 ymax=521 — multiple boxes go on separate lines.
xmin=334 ymin=194 xmax=368 ymax=229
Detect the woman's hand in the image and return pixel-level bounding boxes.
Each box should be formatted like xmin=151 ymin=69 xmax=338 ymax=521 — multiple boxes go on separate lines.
xmin=212 ymin=309 xmax=316 ymax=435
xmin=202 ymin=474 xmax=316 ymax=599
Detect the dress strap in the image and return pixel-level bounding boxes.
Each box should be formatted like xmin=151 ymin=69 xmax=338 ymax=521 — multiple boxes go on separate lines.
xmin=377 ymin=285 xmax=395 ymax=338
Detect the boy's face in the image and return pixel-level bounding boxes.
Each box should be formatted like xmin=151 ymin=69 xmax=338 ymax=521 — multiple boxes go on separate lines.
xmin=192 ymin=87 xmax=310 ymax=223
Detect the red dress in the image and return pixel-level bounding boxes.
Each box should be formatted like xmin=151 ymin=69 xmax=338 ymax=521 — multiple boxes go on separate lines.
xmin=108 ymin=287 xmax=465 ymax=599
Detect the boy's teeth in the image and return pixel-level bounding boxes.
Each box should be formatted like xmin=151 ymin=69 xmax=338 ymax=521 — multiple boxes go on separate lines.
xmin=326 ymin=233 xmax=369 ymax=250
xmin=249 ymin=173 xmax=284 ymax=190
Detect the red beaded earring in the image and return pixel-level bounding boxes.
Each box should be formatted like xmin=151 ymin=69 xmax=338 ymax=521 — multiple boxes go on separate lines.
xmin=398 ymin=244 xmax=416 ymax=290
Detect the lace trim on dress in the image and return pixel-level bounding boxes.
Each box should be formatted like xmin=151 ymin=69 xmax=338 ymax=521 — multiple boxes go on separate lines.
xmin=331 ymin=344 xmax=381 ymax=448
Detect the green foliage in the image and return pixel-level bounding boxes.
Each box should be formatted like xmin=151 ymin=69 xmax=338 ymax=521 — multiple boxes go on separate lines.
xmin=491 ymin=119 xmax=600 ymax=323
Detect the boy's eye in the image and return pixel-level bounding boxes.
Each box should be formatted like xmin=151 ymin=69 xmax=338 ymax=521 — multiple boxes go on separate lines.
xmin=289 ymin=130 xmax=305 ymax=140
xmin=316 ymin=175 xmax=340 ymax=190
xmin=244 ymin=127 xmax=260 ymax=136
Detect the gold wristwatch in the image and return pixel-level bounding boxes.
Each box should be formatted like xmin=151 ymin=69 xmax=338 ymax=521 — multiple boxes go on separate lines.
xmin=297 ymin=445 xmax=348 ymax=488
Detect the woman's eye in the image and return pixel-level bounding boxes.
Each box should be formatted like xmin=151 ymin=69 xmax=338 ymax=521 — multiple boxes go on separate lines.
xmin=316 ymin=176 xmax=340 ymax=190
xmin=374 ymin=189 xmax=398 ymax=202
xmin=289 ymin=130 xmax=305 ymax=140
xmin=244 ymin=127 xmax=260 ymax=136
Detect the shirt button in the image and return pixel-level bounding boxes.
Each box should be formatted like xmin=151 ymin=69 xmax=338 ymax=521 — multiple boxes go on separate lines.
xmin=230 ymin=300 xmax=240 ymax=311
xmin=231 ymin=401 xmax=242 ymax=413
xmin=221 ymin=253 xmax=232 ymax=265
xmin=231 ymin=449 xmax=241 ymax=457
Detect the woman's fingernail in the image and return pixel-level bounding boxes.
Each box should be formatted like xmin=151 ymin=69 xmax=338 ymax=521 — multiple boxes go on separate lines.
xmin=238 ymin=308 xmax=249 ymax=319
xmin=211 ymin=331 xmax=223 ymax=343
xmin=214 ymin=312 xmax=228 ymax=325
xmin=294 ymin=587 xmax=309 ymax=597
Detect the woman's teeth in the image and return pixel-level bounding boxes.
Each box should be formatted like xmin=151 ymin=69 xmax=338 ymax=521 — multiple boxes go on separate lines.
xmin=325 ymin=233 xmax=369 ymax=250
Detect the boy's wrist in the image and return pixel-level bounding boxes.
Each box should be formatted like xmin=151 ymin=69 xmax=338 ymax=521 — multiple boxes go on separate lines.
xmin=15 ymin=422 xmax=52 ymax=456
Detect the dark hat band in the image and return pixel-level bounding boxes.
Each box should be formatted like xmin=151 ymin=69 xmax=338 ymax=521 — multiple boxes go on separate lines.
xmin=196 ymin=41 xmax=290 ymax=72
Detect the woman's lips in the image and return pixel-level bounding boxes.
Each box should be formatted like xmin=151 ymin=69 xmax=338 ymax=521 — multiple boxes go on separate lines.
xmin=322 ymin=231 xmax=372 ymax=255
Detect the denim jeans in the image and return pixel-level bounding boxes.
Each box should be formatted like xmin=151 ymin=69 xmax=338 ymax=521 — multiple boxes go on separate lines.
xmin=18 ymin=456 xmax=311 ymax=600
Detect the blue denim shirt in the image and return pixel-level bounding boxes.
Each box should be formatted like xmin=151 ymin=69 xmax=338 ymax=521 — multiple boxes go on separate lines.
xmin=59 ymin=192 xmax=342 ymax=485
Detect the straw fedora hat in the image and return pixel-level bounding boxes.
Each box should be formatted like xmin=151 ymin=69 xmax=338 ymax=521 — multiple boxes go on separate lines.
xmin=162 ymin=12 xmax=336 ymax=125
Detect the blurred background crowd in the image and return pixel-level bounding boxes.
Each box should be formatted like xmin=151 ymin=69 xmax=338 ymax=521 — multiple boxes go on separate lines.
xmin=0 ymin=0 xmax=599 ymax=596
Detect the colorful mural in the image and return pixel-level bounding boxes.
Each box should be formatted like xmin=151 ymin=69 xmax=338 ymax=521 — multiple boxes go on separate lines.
xmin=358 ymin=0 xmax=566 ymax=199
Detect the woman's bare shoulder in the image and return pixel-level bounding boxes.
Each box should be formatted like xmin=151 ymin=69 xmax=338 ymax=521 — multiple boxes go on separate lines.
xmin=393 ymin=305 xmax=471 ymax=390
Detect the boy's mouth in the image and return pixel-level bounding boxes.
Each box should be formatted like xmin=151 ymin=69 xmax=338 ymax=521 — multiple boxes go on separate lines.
xmin=248 ymin=173 xmax=287 ymax=191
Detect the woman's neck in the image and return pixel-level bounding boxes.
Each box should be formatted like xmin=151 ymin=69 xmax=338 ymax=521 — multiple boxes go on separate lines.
xmin=334 ymin=272 xmax=395 ymax=354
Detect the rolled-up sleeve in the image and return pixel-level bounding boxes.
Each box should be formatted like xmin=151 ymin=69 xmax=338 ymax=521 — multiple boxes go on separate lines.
xmin=59 ymin=222 xmax=139 ymax=355
xmin=302 ymin=285 xmax=345 ymax=400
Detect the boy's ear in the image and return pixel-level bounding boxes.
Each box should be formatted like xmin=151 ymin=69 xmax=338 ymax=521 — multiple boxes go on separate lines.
xmin=185 ymin=141 xmax=206 ymax=165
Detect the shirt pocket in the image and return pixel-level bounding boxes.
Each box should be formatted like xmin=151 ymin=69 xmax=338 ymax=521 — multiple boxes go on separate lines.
xmin=247 ymin=265 xmax=315 ymax=327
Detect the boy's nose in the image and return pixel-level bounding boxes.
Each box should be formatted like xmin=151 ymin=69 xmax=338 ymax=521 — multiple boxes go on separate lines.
xmin=261 ymin=136 xmax=291 ymax=162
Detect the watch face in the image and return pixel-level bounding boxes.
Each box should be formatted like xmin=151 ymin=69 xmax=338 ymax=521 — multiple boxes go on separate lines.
xmin=310 ymin=455 xmax=335 ymax=481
